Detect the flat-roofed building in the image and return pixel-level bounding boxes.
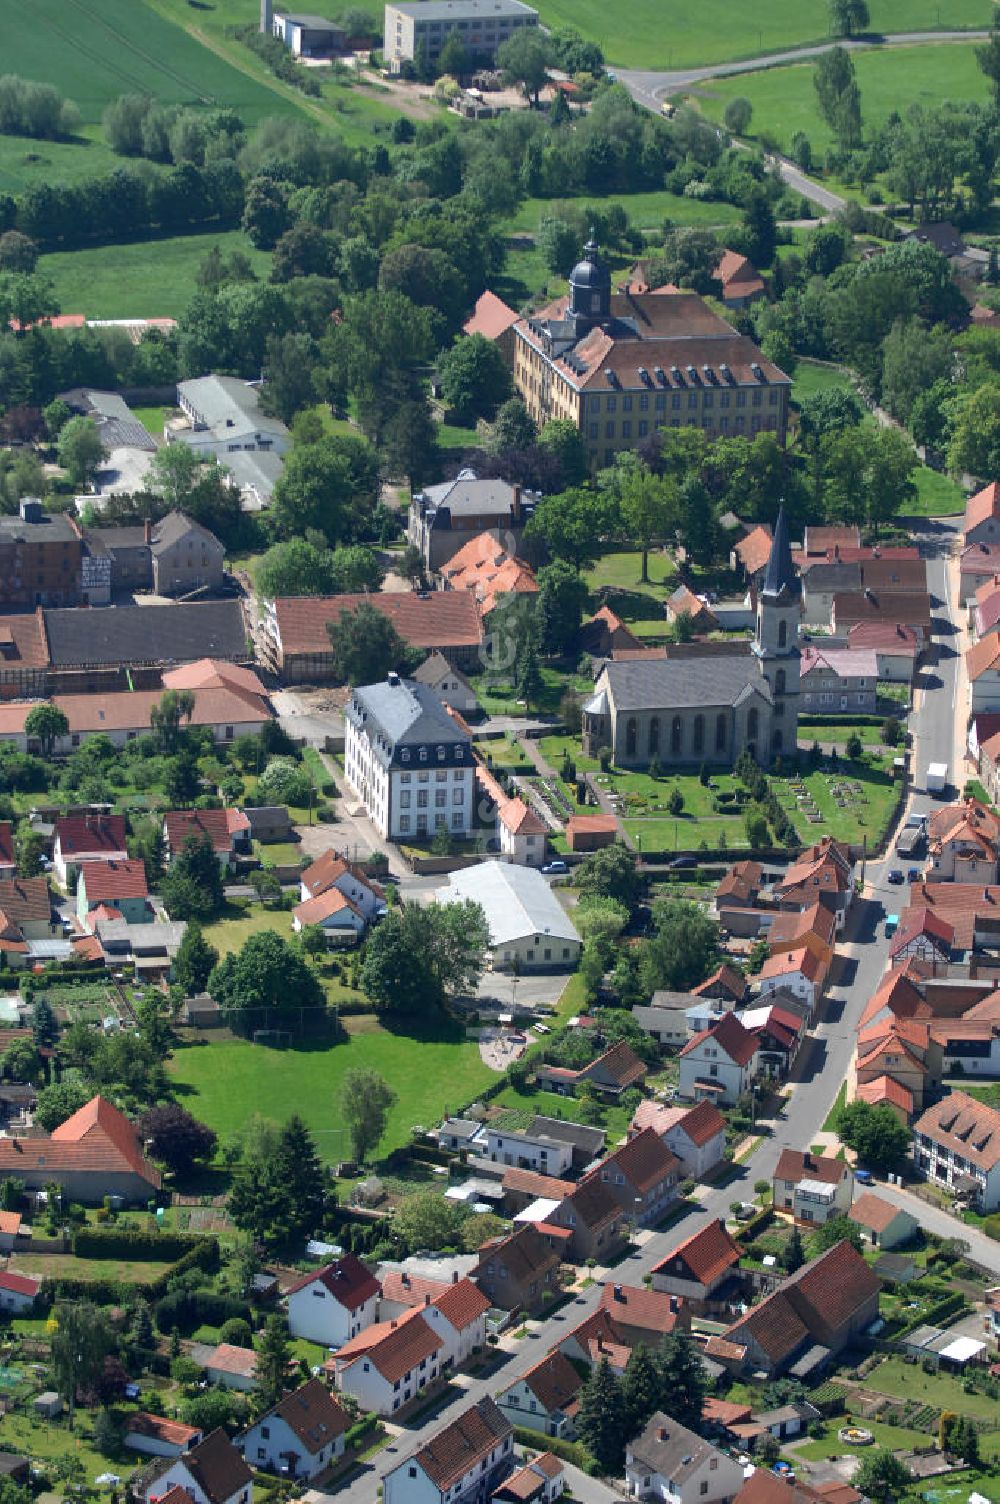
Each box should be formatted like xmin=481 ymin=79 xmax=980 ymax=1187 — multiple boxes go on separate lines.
xmin=384 ymin=0 xmax=538 ymax=71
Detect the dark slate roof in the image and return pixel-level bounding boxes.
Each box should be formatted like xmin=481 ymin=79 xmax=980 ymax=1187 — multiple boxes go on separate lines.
xmin=346 ymin=678 xmax=471 ymax=770
xmin=802 ymin=562 xmax=861 ymax=593
xmin=0 ymin=512 xmax=79 ymax=545
xmin=602 ymin=655 xmax=772 ymax=712
xmin=43 ymin=602 xmax=247 ymax=668
xmin=763 ymin=506 xmax=800 ymax=601
xmin=528 ymin=1115 xmax=606 ymax=1155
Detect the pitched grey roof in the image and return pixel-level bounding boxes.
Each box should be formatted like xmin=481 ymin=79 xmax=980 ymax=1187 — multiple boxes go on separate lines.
xmin=802 ymin=562 xmax=861 ymax=593
xmin=176 ymin=376 xmax=288 ymax=444
xmin=390 ymin=0 xmax=535 ymax=18
xmin=346 ymin=677 xmax=470 ymax=769
xmin=0 ymin=512 xmax=79 ymax=544
xmin=43 ymin=601 xmax=247 ymax=668
xmin=528 ymin=1115 xmax=605 ymax=1154
xmin=602 ymin=655 xmax=772 ymax=713
xmin=436 ymin=861 xmax=580 ymax=948
xmin=151 ymin=511 xmax=224 ymax=557
xmin=224 ymin=449 xmax=284 ymax=504
xmin=419 ymin=473 xmax=520 ymax=521
xmin=61 ymin=390 xmax=156 ymax=452
xmin=763 ymin=505 xmax=800 ymax=601
xmin=412 ymin=651 xmax=473 ymax=692
xmin=627 ymin=1413 xmax=719 ymax=1480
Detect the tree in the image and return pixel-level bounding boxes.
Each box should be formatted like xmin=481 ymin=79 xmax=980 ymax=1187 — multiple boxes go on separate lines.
xmin=740 ymin=188 xmax=777 ymax=269
xmin=228 ymin=1113 xmax=325 ymax=1247
xmin=326 ymin=601 xmax=418 ymax=686
xmin=813 ymin=47 xmax=862 ymax=148
xmin=977 ymin=28 xmax=1000 ymax=107
xmin=271 ymin=433 xmax=378 ymax=542
xmin=829 ymin=0 xmax=869 ymax=36
xmin=219 ymin=1317 xmax=253 ymax=1348
xmin=641 ymin=900 xmax=720 ymax=993
xmin=181 ymin=1387 xmax=239 ymax=1434
xmin=257 ymin=538 xmax=338 ymax=599
xmin=338 ymin=1068 xmax=397 ymax=1163
xmin=813 ymin=1214 xmax=864 ymax=1254
xmin=576 ymin=844 xmax=640 ymax=906
xmin=745 ymin=808 xmax=769 ymax=849
xmin=0 ymin=230 xmax=38 ymax=274
xmin=148 ymin=444 xmax=201 ymax=509
xmin=34 ymin=1077 xmax=91 ymax=1132
xmin=50 ymin=1303 xmax=113 ymax=1423
xmin=138 ymin=1104 xmax=217 ymax=1175
xmin=209 ymin=931 xmax=324 ymax=1018
xmin=257 ymin=756 xmax=312 ymax=807
xmin=497 ymin=30 xmax=550 ymax=105
xmin=724 ymin=97 xmax=753 ymax=134
xmin=487 ymin=396 xmax=537 ymax=455
xmin=537 ymin=560 xmax=589 ymax=655
xmin=31 ymin=996 xmax=58 ymax=1052
xmin=525 ymin=487 xmax=619 ymax=571
xmin=948 ymin=382 xmax=1000 ymax=480
xmin=537 ymin=216 xmax=580 ymax=277
xmin=255 ymin=1315 xmax=292 ymax=1413
xmin=274 ymin=1114 xmax=326 ymax=1242
xmin=438 ymin=27 xmax=468 ymax=77
xmin=161 ymin=833 xmax=225 ymax=922
xmin=853 ymin=1450 xmax=912 ymax=1504
xmin=22 ymin=703 xmax=68 ymax=759
xmin=57 ymin=416 xmax=104 ymax=489
xmin=577 ymin=1358 xmax=627 ymax=1472
xmin=394 ymin=1190 xmax=467 ymax=1252
xmin=173 ymin=920 xmax=219 ymax=997
xmin=242 ymin=177 xmax=291 ymax=250
xmin=438 ymin=335 xmax=512 ymax=425
xmin=654 ymin=1330 xmax=706 ymax=1432
xmin=360 ymin=901 xmax=490 ymax=1014
xmin=621 ymin=1344 xmax=660 ymax=1436
xmin=783 ymin=1223 xmax=805 ymax=1272
xmin=539 ymin=418 xmax=589 ymax=487
xmin=835 ymin=1099 xmax=911 ymax=1172
xmin=150 ymin=689 xmax=195 ymax=755
xmin=619 ymin=466 xmax=676 ymax=583
xmin=383 ymin=398 xmax=440 ymax=491
xmin=15 ymin=825 xmax=46 ymax=880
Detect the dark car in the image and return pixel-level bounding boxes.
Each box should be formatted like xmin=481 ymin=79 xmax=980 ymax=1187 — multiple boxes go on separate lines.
xmin=887 ymin=869 xmax=904 ymax=885
xmin=907 ymin=867 xmax=921 ymax=882
xmin=668 ymin=855 xmax=698 ymax=869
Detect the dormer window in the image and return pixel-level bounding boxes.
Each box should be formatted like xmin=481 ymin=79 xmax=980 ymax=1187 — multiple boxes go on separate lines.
xmin=419 ymin=747 xmax=427 ymax=761
xmin=401 ymin=750 xmax=410 ymax=763
xmin=437 ymin=746 xmax=445 ymax=760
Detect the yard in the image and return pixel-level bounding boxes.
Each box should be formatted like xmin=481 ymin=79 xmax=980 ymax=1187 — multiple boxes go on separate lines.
xmin=791 ymin=360 xmax=856 ymax=407
xmin=168 ymin=1013 xmax=494 ymax=1162
xmin=792 ymin=1418 xmax=937 ymax=1460
xmin=490 ymin=1082 xmax=634 ymax=1144
xmin=504 ymin=191 xmax=743 ymax=236
xmin=584 ymin=549 xmax=677 ymax=602
xmin=0 ymin=1409 xmax=111 ymax=1486
xmin=865 ymin=1356 xmax=1000 ymax=1422
xmin=696 ymin=43 xmax=988 ymax=159
xmin=10 ymin=1251 xmax=177 ymax=1283
xmin=39 ymin=230 xmax=271 ymax=321
xmin=528 ymin=0 xmax=990 ymax=68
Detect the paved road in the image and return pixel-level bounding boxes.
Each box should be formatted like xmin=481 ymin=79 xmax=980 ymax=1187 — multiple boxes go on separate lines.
xmin=331 ymin=519 xmax=966 ymax=1502
xmin=619 ymin=30 xmax=991 ymax=107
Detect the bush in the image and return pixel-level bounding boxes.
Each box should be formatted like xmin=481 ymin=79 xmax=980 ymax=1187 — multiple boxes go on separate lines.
xmin=73 ymin=1227 xmax=204 ymax=1260
xmin=155 ymin=1288 xmax=251 ymax=1336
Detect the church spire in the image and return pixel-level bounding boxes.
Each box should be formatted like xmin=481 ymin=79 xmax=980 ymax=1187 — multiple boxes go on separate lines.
xmin=762 ymin=504 xmax=798 ymax=600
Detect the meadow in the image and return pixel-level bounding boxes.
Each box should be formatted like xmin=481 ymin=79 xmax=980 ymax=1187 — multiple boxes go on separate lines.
xmin=0 ymin=0 xmax=300 ymax=128
xmin=38 ymin=229 xmax=270 ymax=320
xmin=504 ymin=192 xmax=743 ymax=237
xmin=697 ymin=43 xmax=989 ymax=157
xmin=168 ymin=1015 xmax=494 ymax=1161
xmin=530 ymin=0 xmax=991 ymax=70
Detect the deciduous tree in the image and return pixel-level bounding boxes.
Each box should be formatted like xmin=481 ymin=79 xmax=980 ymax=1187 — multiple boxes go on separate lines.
xmin=338 ymin=1068 xmax=397 ymax=1163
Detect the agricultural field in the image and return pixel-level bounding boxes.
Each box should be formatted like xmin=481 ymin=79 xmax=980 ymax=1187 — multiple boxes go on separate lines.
xmin=0 ymin=131 xmax=124 ymax=196
xmin=168 ymin=1013 xmax=494 ymax=1161
xmin=0 ymin=0 xmax=301 ymax=129
xmin=38 ymin=230 xmax=271 ymax=321
xmin=696 ymin=43 xmax=989 ymax=158
xmin=504 ymin=192 xmax=743 ymax=237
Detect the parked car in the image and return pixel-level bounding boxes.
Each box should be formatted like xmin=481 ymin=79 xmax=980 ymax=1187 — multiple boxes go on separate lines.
xmin=887 ymin=869 xmax=904 ymax=885
xmin=855 ymin=1168 xmax=875 ymax=1185
xmin=542 ymin=860 xmax=568 ymax=875
xmin=907 ymin=867 xmax=920 ymax=882
xmin=667 ymin=855 xmax=697 ymax=869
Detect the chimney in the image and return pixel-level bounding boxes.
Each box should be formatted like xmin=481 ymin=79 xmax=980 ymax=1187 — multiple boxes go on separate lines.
xmin=390 ymin=1319 xmax=397 ymax=1329
xmin=512 ymin=485 xmax=522 ymax=523
xmin=144 ymin=518 xmax=152 ymax=545
xmin=424 ymin=1293 xmax=431 ymax=1306
xmin=452 ymin=1270 xmax=459 ymax=1283
xmin=402 ymin=1272 xmax=410 ymax=1288
xmin=387 ymin=670 xmax=401 ymax=687
xmin=613 ymin=1284 xmax=624 ymax=1302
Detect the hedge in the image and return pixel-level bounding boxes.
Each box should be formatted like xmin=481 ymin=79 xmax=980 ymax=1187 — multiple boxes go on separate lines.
xmin=155 ymin=1287 xmax=251 ymax=1336
xmin=73 ymin=1227 xmax=205 ymax=1260
xmin=513 ymin=1426 xmax=597 ymax=1474
xmin=42 ymin=1234 xmax=220 ymax=1306
xmin=345 ymin=1413 xmax=378 ymax=1448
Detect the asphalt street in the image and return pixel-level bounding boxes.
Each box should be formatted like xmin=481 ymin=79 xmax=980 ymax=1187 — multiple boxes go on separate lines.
xmin=326 ymin=517 xmax=968 ymax=1501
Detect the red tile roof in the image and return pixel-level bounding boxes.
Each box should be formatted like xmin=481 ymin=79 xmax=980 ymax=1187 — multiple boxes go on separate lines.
xmin=406 ymin=1397 xmax=511 ymax=1492
xmin=269 ymin=1378 xmax=349 ymax=1453
xmin=966 ymin=481 xmax=1000 ymax=534
xmin=293 ymin=887 xmax=363 ymax=927
xmin=463 ymin=290 xmax=519 ymax=341
xmin=286 ymin=1254 xmax=380 ymax=1310
xmin=379 ymin=1270 xmax=451 ymax=1308
xmin=54 ymin=813 xmax=126 ymax=859
xmin=164 ymin=808 xmax=250 ymax=857
xmin=774 ymin=1150 xmax=850 ymax=1187
xmin=273 ymin=592 xmax=483 ymax=656
xmin=914 ymin=1089 xmax=1000 ymax=1172
xmin=78 ymin=859 xmax=148 ymax=902
xmin=178 ymin=1429 xmax=253 ymax=1504
xmin=605 ymin=1126 xmax=680 ymax=1192
xmin=680 ymin=1011 xmax=758 ymax=1067
xmin=848 ymin=1192 xmax=906 ymax=1235
xmin=0 ymin=1271 xmax=38 ymax=1298
xmin=653 ymin=1219 xmax=742 ymax=1288
xmin=334 ymin=1307 xmax=442 ymax=1382
xmin=126 ymin=1413 xmax=202 ymax=1448
xmin=7 ymin=1094 xmax=163 ymax=1188
xmin=432 ymin=1277 xmax=490 ymax=1332
xmin=692 ymin=963 xmax=746 ymax=1001
xmin=597 ymin=1282 xmax=683 ymax=1334
xmin=516 ymin=1350 xmax=582 ymax=1415
xmin=205 ymin=1344 xmax=257 ymax=1379
xmin=856 ymin=1075 xmax=914 ymax=1114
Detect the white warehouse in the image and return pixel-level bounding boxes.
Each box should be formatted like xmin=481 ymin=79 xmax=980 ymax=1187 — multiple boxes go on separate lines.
xmin=436 ymin=860 xmax=580 ymax=971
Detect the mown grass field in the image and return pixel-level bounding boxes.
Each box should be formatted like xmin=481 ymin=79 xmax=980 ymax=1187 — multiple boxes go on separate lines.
xmin=168 ymin=1017 xmax=493 ymax=1161
xmin=697 ymin=43 xmax=989 ymax=157
xmin=0 ymin=0 xmax=299 ymax=127
xmin=504 ymin=192 xmax=743 ymax=236
xmin=534 ymin=0 xmax=992 ymax=70
xmin=38 ymin=229 xmax=270 ymax=319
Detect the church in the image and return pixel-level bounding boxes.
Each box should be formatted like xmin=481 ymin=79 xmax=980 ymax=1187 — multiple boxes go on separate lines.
xmin=582 ymin=510 xmax=800 ymax=769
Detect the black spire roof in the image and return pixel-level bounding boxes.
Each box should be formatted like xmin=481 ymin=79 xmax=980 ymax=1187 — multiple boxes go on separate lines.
xmin=761 ymin=505 xmax=799 ymax=600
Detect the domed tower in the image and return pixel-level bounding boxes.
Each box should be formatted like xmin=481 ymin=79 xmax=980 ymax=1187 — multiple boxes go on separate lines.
xmin=753 ymin=505 xmax=800 ymax=759
xmin=568 ymin=237 xmax=611 ymax=334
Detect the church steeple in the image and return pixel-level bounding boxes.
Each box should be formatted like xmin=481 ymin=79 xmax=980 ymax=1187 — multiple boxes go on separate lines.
xmin=761 ymin=504 xmax=799 ymax=602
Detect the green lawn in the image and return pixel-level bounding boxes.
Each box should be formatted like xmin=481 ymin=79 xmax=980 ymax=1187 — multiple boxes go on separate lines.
xmin=131 ymin=405 xmax=173 ymax=440
xmin=11 ymin=1251 xmax=175 ymax=1283
xmin=585 ymin=549 xmax=677 ymax=600
xmin=531 ymin=0 xmax=991 ymax=68
xmin=798 ymin=721 xmax=887 ymax=746
xmin=0 ymin=0 xmax=304 ymax=128
xmin=864 ymin=1356 xmax=1000 ymax=1421
xmin=0 ymin=127 xmax=126 ymax=195
xmin=793 ymin=1418 xmax=935 ymax=1459
xmin=910 ymin=466 xmax=966 ymax=517
xmin=538 ymin=735 xmax=600 ymax=774
xmin=492 ymin=1082 xmax=631 ymax=1143
xmin=698 ymin=43 xmax=989 ymax=157
xmin=39 ymin=229 xmax=270 ymax=320
xmin=168 ymin=1018 xmax=494 ymax=1161
xmin=202 ymin=903 xmax=296 ymax=957
xmin=791 ymin=360 xmax=855 ymax=407
xmin=0 ymin=1410 xmax=110 ymax=1485
xmin=504 ymin=192 xmax=743 ymax=236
